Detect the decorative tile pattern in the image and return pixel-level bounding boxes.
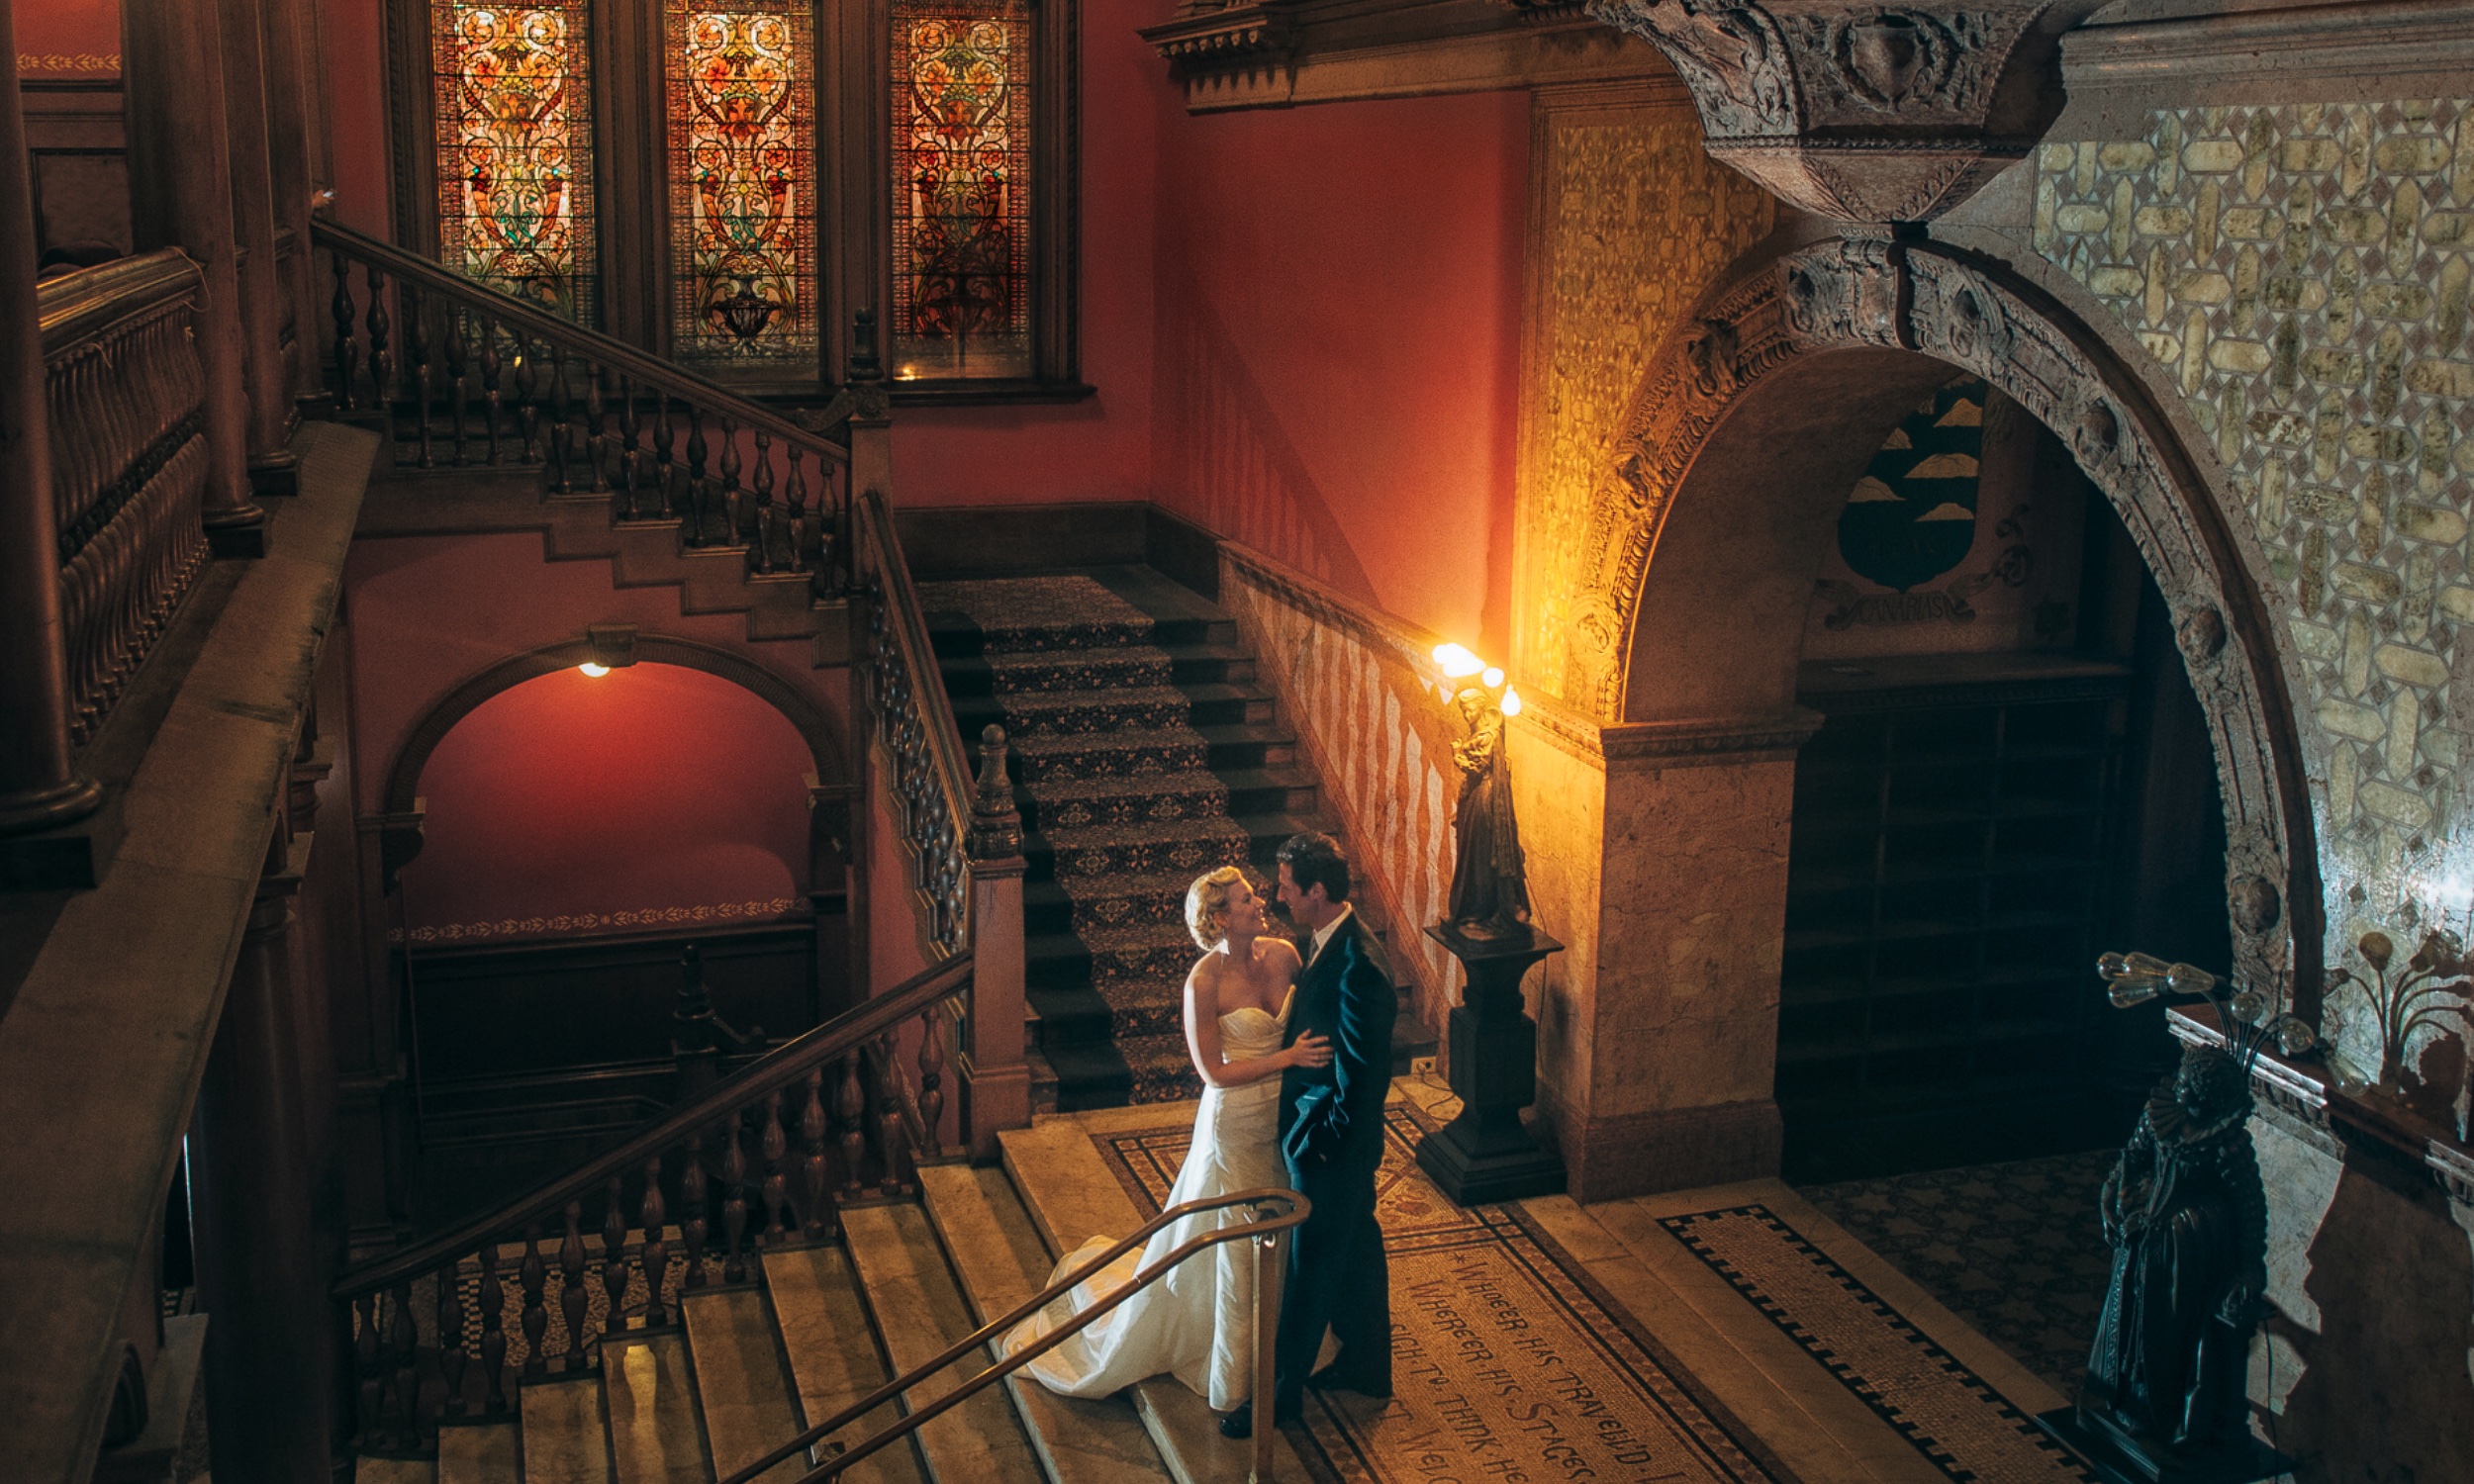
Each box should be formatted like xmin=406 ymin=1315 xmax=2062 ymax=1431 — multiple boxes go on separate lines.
xmin=403 ymin=896 xmax=801 ymax=945
xmin=1094 ymin=1110 xmax=1790 ymax=1484
xmin=1662 ymin=1205 xmax=2095 ymax=1484
xmin=1798 ymin=1152 xmax=2116 ymax=1393
xmin=2035 ymin=101 xmax=2474 ymax=961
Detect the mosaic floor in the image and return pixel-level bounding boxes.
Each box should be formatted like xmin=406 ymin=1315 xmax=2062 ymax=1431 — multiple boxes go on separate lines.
xmin=1796 ymin=1152 xmax=2117 ymax=1394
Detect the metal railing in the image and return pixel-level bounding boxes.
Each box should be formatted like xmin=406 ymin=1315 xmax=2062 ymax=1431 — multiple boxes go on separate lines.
xmin=718 ymin=1187 xmax=1309 ymax=1484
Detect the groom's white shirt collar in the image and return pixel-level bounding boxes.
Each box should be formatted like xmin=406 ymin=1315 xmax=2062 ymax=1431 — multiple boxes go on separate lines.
xmin=1306 ymin=902 xmax=1355 ymax=969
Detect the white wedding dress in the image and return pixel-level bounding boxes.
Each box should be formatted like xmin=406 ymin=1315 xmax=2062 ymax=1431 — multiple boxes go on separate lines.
xmin=1003 ymin=995 xmax=1289 ymax=1411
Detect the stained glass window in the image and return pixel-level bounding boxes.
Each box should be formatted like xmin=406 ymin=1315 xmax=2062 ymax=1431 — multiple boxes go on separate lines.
xmin=432 ymin=2 xmax=596 ymax=320
xmin=667 ymin=2 xmax=818 ymax=364
xmin=890 ymin=0 xmax=1032 ymax=381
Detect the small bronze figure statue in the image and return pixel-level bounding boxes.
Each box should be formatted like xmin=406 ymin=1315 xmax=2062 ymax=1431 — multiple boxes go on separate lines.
xmin=2080 ymin=1043 xmax=2267 ymax=1468
xmin=1445 ymin=686 xmax=1530 ymax=939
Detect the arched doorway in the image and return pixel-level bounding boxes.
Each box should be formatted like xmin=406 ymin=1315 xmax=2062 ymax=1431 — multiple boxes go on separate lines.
xmin=381 ymin=637 xmax=853 ymax=1219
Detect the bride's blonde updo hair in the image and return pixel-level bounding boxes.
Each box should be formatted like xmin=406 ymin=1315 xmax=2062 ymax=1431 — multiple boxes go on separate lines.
xmin=1185 ymin=866 xmax=1249 ymax=951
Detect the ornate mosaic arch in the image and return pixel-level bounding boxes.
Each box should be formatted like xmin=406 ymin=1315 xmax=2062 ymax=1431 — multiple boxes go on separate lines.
xmin=1566 ymin=235 xmax=2323 ymax=996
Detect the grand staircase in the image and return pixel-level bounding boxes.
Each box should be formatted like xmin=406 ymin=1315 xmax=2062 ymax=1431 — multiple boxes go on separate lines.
xmin=917 ymin=567 xmax=1434 ymax=1110
xmin=352 ymin=1151 xmax=1309 ymax=1484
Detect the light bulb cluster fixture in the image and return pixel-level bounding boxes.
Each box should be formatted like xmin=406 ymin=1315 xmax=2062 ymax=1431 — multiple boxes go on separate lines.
xmin=2325 ymin=928 xmax=2474 ymax=1097
xmin=1430 ymin=644 xmax=1521 ymax=718
xmin=2098 ymin=951 xmax=2316 ymax=1073
xmin=578 ymin=662 xmax=611 ymax=678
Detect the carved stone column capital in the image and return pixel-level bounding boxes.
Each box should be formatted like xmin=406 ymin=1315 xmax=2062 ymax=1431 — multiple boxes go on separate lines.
xmin=1585 ymin=0 xmax=2078 ymax=225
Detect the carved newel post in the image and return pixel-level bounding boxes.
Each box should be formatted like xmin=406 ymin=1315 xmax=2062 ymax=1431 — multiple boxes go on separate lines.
xmin=960 ymin=725 xmax=1031 ymax=1158
xmin=1413 ymin=648 xmax=1567 ymax=1203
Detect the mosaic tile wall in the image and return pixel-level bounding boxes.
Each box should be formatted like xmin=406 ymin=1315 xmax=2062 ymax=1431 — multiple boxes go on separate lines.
xmin=2036 ymin=102 xmax=2474 ymax=1066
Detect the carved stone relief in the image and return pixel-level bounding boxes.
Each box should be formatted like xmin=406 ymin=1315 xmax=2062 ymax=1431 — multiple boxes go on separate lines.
xmin=1585 ymin=0 xmax=2076 ymax=224
xmin=1553 ymin=236 xmax=2316 ymax=992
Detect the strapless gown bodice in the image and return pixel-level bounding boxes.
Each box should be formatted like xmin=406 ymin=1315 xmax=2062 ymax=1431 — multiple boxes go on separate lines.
xmin=1003 ymin=997 xmax=1289 ymax=1411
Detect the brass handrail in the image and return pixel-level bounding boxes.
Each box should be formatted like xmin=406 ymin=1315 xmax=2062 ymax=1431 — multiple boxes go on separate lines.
xmin=308 ymin=218 xmax=851 ymax=469
xmin=333 ymin=954 xmax=972 ymax=1299
xmin=717 ymin=1187 xmax=1309 ymax=1484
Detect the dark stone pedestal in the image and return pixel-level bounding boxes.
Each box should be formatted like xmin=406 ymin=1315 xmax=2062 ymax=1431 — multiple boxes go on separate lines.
xmin=2033 ymin=1408 xmax=2295 ymax=1484
xmin=1414 ymin=922 xmax=1565 ymax=1204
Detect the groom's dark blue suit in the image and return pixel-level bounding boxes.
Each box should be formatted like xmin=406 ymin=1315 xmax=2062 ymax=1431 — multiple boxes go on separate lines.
xmin=1272 ymin=907 xmax=1394 ymax=1415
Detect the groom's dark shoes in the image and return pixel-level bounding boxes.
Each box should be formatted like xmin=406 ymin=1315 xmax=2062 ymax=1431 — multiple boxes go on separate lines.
xmin=1309 ymin=1360 xmax=1392 ymax=1399
xmin=1216 ymin=1400 xmax=1301 ymax=1438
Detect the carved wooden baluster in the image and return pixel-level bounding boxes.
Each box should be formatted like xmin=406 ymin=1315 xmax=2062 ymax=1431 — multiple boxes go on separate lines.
xmin=601 ymin=1176 xmax=629 ymax=1337
xmin=584 ymin=362 xmax=610 ymax=494
xmin=520 ymin=1224 xmax=549 ymax=1376
xmin=786 ymin=444 xmax=810 ymax=575
xmin=559 ymin=1199 xmax=590 ymax=1371
xmin=680 ymin=1133 xmax=710 ymax=1290
xmin=478 ymin=1242 xmax=510 ymax=1414
xmin=760 ymin=1088 xmax=790 ymax=1242
xmin=718 ymin=416 xmax=742 ymax=542
xmin=837 ymin=1052 xmax=867 ymax=1198
xmin=720 ymin=1110 xmax=750 ymax=1282
xmin=363 ymin=264 xmax=392 ymax=420
xmin=437 ymin=1254 xmax=468 ymax=1417
xmin=407 ymin=288 xmax=435 ymax=467
xmin=874 ymin=1031 xmax=908 ymax=1197
xmin=684 ymin=405 xmax=710 ymax=544
xmin=801 ymin=1066 xmax=833 ymax=1239
xmin=329 ymin=249 xmax=359 ymax=411
xmin=616 ymin=377 xmax=642 ymax=517
xmin=389 ymin=1280 xmax=420 ymax=1447
xmin=544 ymin=348 xmax=573 ymax=494
xmin=918 ymin=1007 xmax=947 ymax=1158
xmin=353 ymin=1292 xmax=382 ymax=1444
xmin=478 ymin=314 xmax=505 ymax=464
xmin=651 ymin=395 xmax=676 ymax=520
xmin=639 ymin=1155 xmax=669 ymax=1327
xmin=443 ymin=308 xmax=471 ymax=465
xmin=751 ymin=429 xmax=777 ymax=572
xmin=514 ymin=331 xmax=543 ymax=464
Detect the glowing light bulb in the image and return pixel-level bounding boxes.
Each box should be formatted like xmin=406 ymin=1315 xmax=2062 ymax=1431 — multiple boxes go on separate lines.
xmin=579 ymin=662 xmax=611 ymax=678
xmin=1432 ymin=644 xmax=1484 ymax=680
xmin=1481 ymin=667 xmax=1505 ymax=690
xmin=1500 ymin=687 xmax=1523 ymax=718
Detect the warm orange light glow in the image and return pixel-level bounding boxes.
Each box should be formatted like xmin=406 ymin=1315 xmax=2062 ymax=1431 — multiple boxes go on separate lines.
xmin=1500 ymin=687 xmax=1523 ymax=717
xmin=578 ymin=662 xmax=611 ymax=678
xmin=1480 ymin=666 xmax=1504 ymax=690
xmin=1432 ymin=643 xmax=1483 ymax=679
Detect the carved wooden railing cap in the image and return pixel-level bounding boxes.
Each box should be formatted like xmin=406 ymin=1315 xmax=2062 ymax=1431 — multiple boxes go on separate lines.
xmin=1586 ymin=0 xmax=2102 ymax=225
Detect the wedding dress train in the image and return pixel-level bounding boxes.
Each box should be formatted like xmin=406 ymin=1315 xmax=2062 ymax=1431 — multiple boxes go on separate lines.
xmin=1003 ymin=998 xmax=1289 ymax=1411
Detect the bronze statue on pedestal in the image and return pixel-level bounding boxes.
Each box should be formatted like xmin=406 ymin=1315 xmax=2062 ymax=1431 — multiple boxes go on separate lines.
xmin=1445 ymin=685 xmax=1529 ymax=939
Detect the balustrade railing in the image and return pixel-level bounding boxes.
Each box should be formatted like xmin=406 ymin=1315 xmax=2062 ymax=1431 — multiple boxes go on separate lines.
xmin=310 ymin=220 xmax=853 ymax=589
xmin=334 ymin=955 xmax=969 ymax=1453
xmin=40 ymin=249 xmax=213 ymax=745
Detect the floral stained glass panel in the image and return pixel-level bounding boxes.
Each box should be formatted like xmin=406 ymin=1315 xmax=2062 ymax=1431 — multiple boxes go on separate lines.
xmin=668 ymin=3 xmax=817 ymax=364
xmin=432 ymin=2 xmax=596 ymax=320
xmin=890 ymin=0 xmax=1031 ymax=380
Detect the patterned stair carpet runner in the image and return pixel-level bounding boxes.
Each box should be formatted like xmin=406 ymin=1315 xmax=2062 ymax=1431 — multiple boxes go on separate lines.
xmin=917 ymin=576 xmax=1246 ymax=1102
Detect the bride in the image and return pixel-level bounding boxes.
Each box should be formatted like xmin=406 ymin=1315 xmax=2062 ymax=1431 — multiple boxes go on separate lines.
xmin=1003 ymin=865 xmax=1332 ymax=1412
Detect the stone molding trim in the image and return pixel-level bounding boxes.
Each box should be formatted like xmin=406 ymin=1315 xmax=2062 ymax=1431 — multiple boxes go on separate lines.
xmin=1140 ymin=0 xmax=1673 ymax=112
xmin=1584 ymin=0 xmax=2093 ymax=223
xmin=1535 ymin=1083 xmax=1786 ymax=1201
xmin=1554 ymin=233 xmax=2322 ymax=998
xmin=1513 ymin=696 xmax=1827 ymax=767
xmin=2059 ymin=2 xmax=2474 ymax=120
xmin=379 ymin=632 xmax=851 ymax=820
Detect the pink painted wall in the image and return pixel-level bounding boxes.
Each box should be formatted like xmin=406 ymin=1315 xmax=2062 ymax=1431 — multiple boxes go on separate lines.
xmin=401 ymin=663 xmax=813 ymax=940
xmin=1150 ymin=92 xmax=1529 ymax=654
xmin=17 ymin=0 xmax=118 ymax=72
xmin=340 ymin=531 xmax=851 ymax=819
xmin=312 ymin=0 xmax=392 ymax=231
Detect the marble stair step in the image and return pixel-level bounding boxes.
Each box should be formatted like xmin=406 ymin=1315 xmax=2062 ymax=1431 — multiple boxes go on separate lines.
xmin=1111 ymin=1033 xmax=1206 ymax=1104
xmin=681 ymin=1287 xmax=809 ymax=1483
xmin=914 ymin=1164 xmax=1175 ymax=1484
xmin=436 ymin=1421 xmax=521 ymax=1484
xmin=952 ymin=687 xmax=1192 ymax=738
xmin=1131 ymin=1378 xmax=1317 ymax=1484
xmin=357 ymin=1459 xmax=439 ymax=1484
xmin=601 ymin=1332 xmax=712 ymax=1484
xmin=943 ymin=648 xmax=1178 ymax=696
xmin=1037 ymin=818 xmax=1253 ymax=884
xmin=1004 ymin=727 xmax=1213 ymax=783
xmin=520 ymin=1375 xmax=614 ymax=1484
xmin=1021 ymin=771 xmax=1232 ymax=833
xmin=839 ymin=1203 xmax=1047 ymax=1484
xmin=761 ymin=1245 xmax=928 ymax=1484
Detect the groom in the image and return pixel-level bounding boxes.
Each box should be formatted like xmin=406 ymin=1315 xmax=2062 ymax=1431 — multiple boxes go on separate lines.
xmin=1223 ymin=831 xmax=1395 ymax=1437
